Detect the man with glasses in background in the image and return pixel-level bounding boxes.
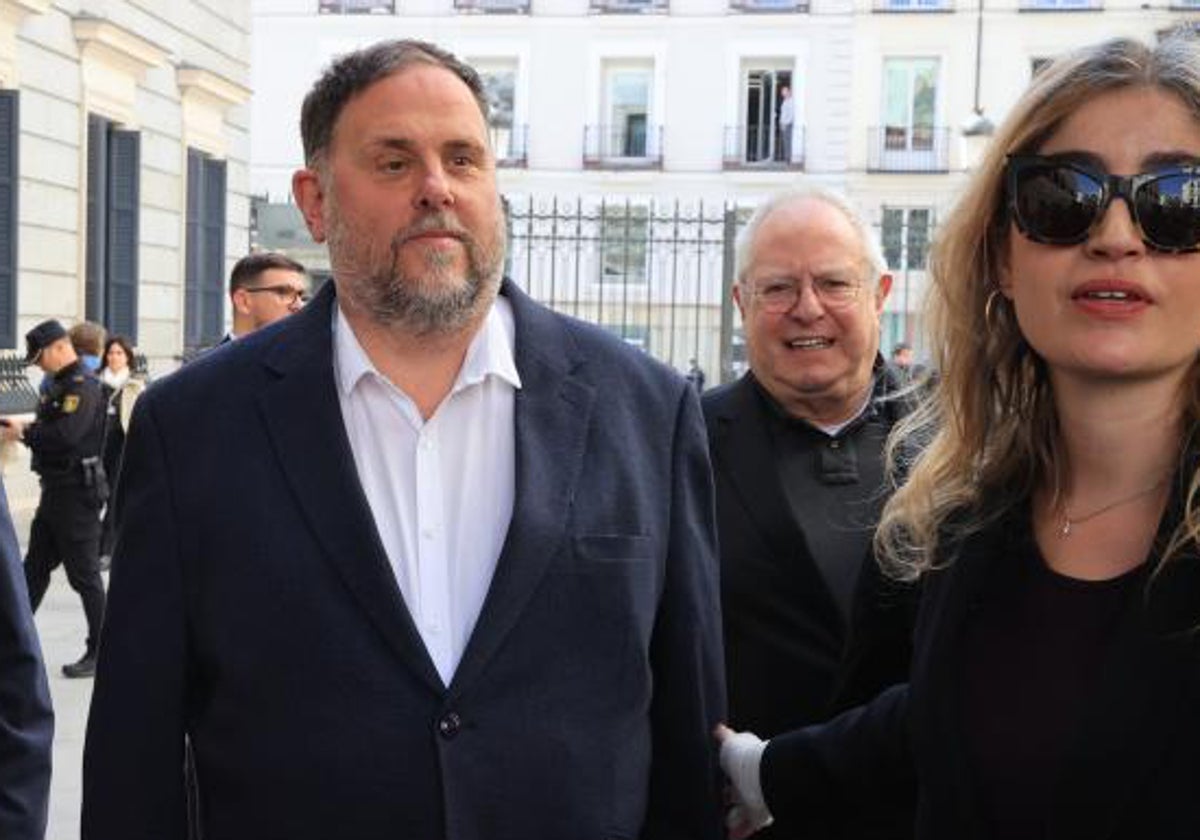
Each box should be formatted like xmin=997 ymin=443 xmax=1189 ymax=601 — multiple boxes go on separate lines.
xmin=702 ymin=189 xmax=916 ymax=839
xmin=225 ymin=252 xmax=309 ymax=341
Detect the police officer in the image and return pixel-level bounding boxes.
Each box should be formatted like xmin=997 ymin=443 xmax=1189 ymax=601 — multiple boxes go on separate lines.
xmin=0 ymin=319 xmax=108 ymax=678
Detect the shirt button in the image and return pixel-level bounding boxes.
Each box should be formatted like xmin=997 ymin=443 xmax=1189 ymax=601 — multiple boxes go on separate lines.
xmin=829 ymin=440 xmax=841 ymax=449
xmin=421 ymin=528 xmax=434 ymax=540
xmin=437 ymin=712 xmax=462 ymax=740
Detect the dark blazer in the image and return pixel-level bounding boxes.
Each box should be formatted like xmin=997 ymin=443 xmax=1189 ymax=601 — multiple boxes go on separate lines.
xmin=762 ymin=490 xmax=1200 ymax=839
xmin=81 ymin=280 xmax=725 ymax=840
xmin=0 ymin=474 xmax=53 ymax=840
xmin=703 ymin=371 xmax=915 ymax=739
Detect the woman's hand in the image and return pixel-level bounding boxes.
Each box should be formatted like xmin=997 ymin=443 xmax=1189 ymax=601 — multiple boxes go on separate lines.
xmin=715 ymin=723 xmax=773 ymax=839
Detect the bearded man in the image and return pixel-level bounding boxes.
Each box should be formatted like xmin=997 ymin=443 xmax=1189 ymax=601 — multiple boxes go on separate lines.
xmin=80 ymin=39 xmax=725 ymax=840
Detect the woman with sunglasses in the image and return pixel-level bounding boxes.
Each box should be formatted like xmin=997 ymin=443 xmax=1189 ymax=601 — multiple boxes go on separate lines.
xmin=719 ymin=34 xmax=1200 ymax=840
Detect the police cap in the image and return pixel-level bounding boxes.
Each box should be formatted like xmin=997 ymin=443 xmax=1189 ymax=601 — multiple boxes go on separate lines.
xmin=24 ymin=319 xmax=68 ymax=364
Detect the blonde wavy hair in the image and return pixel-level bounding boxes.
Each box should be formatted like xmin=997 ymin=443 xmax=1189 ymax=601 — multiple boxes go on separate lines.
xmin=876 ymin=33 xmax=1200 ymax=582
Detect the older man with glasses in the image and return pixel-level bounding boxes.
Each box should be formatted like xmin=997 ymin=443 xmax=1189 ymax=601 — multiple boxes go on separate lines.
xmin=702 ymin=188 xmax=918 ymax=840
xmin=226 ymin=252 xmax=310 ymax=341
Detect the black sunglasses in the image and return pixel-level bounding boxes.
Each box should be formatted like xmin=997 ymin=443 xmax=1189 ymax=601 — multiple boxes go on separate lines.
xmin=1005 ymin=154 xmax=1200 ymax=254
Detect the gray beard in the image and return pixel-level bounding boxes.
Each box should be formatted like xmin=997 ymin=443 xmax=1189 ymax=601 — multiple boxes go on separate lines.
xmin=329 ymin=211 xmax=506 ymax=337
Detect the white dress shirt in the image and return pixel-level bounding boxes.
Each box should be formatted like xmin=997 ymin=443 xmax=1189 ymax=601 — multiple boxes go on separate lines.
xmin=333 ymin=299 xmax=521 ymax=687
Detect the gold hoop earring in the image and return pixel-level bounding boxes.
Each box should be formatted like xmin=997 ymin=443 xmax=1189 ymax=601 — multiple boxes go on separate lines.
xmin=984 ymin=289 xmax=1005 ymax=332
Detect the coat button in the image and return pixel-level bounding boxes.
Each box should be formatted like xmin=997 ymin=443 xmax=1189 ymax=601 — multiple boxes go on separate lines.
xmin=437 ymin=712 xmax=462 ymax=740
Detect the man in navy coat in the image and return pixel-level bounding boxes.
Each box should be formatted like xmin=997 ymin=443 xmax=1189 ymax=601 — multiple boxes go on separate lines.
xmin=0 ymin=472 xmax=53 ymax=839
xmin=81 ymin=39 xmax=724 ymax=840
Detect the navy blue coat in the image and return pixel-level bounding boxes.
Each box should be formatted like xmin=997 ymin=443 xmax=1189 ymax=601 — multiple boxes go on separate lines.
xmin=0 ymin=474 xmax=53 ymax=839
xmin=81 ymin=280 xmax=725 ymax=840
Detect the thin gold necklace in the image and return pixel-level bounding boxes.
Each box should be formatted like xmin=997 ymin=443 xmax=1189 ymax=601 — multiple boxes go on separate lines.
xmin=1057 ymin=479 xmax=1168 ymax=538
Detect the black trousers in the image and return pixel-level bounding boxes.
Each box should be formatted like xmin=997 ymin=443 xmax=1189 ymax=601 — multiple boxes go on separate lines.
xmin=24 ymin=483 xmax=106 ymax=650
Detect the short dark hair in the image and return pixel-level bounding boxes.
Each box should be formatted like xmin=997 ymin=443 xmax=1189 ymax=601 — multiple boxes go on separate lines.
xmin=102 ymin=335 xmax=135 ymax=372
xmin=300 ymin=39 xmax=490 ymax=167
xmin=229 ymin=252 xmax=308 ymax=295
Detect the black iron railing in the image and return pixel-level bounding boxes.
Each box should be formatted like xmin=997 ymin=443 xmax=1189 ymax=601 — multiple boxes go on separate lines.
xmin=722 ymin=125 xmax=804 ymax=169
xmin=867 ymin=126 xmax=950 ymax=172
xmin=583 ymin=124 xmax=663 ymax=169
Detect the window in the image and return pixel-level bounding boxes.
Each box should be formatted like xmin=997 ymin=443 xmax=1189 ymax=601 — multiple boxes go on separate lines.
xmin=740 ymin=64 xmax=793 ymax=164
xmin=185 ymin=149 xmax=226 ymax=349
xmin=883 ymin=58 xmax=938 ymax=152
xmin=605 ymin=63 xmax=652 ymax=158
xmin=474 ymin=61 xmax=525 ymax=165
xmin=881 ymin=207 xmax=932 ymax=271
xmin=86 ymin=115 xmax=140 ymax=343
xmin=600 ymin=204 xmax=649 ymax=286
xmin=0 ymin=91 xmax=16 ymax=349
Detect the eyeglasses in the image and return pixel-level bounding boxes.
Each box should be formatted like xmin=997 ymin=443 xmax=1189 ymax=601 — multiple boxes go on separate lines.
xmin=243 ymin=285 xmax=310 ymax=305
xmin=1006 ymin=154 xmax=1200 ymax=253
xmin=745 ymin=276 xmax=863 ymax=314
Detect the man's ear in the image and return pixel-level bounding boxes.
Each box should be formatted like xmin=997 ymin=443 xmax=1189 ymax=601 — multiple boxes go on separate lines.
xmin=292 ymin=167 xmax=328 ymax=243
xmin=874 ymin=273 xmax=893 ymax=316
xmin=231 ymin=288 xmax=251 ymax=317
xmin=732 ymin=281 xmax=747 ymax=322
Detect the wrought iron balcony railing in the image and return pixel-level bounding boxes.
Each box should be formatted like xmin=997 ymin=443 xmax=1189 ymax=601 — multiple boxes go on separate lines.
xmin=722 ymin=125 xmax=804 ymax=169
xmin=867 ymin=126 xmax=950 ymax=173
xmin=590 ymin=0 xmax=669 ymax=12
xmin=1019 ymin=0 xmax=1101 ymax=9
xmin=454 ymin=0 xmax=531 ymax=11
xmin=872 ymin=0 xmax=953 ymax=11
xmin=318 ymin=0 xmax=394 ymax=13
xmin=583 ymin=124 xmax=663 ymax=169
xmin=728 ymin=0 xmax=809 ymax=11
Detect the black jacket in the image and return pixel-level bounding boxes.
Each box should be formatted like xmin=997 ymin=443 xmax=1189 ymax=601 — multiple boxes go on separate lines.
xmin=762 ymin=481 xmax=1200 ymax=839
xmin=24 ymin=360 xmax=106 ymax=487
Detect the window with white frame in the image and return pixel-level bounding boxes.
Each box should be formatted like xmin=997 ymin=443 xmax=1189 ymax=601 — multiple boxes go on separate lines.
xmin=881 ymin=207 xmax=932 ymax=271
xmin=739 ymin=61 xmax=793 ymax=164
xmin=472 ymin=60 xmax=520 ymax=161
xmin=882 ymin=58 xmax=938 ymax=152
xmin=603 ymin=62 xmax=653 ymax=158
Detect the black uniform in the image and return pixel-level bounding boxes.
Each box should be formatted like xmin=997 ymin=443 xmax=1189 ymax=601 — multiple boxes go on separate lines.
xmin=23 ymin=359 xmax=108 ymax=654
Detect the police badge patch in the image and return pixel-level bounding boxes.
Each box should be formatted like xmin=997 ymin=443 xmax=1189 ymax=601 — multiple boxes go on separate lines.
xmin=62 ymin=394 xmax=80 ymax=414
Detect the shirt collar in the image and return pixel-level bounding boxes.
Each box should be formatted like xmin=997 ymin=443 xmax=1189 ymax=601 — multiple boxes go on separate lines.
xmin=333 ymin=296 xmax=522 ymax=398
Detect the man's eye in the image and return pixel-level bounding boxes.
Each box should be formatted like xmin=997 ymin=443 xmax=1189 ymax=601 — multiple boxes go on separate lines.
xmin=761 ymin=282 xmax=792 ymax=296
xmin=450 ymin=155 xmax=474 ymax=168
xmin=381 ymin=159 xmax=407 ymax=172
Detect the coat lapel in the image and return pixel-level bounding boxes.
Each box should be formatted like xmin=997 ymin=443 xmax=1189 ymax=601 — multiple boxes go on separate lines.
xmin=710 ymin=376 xmax=840 ymax=625
xmin=256 ymin=281 xmax=443 ymax=694
xmin=448 ymin=283 xmax=594 ymax=700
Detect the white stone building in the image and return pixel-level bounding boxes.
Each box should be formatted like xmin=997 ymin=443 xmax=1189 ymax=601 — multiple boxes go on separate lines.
xmin=1 ymin=0 xmax=251 ymax=371
xmin=249 ymin=0 xmax=1199 ymax=379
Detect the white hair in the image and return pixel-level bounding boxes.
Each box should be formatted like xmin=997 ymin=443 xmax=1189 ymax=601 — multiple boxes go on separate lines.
xmin=734 ymin=187 xmax=888 ymax=286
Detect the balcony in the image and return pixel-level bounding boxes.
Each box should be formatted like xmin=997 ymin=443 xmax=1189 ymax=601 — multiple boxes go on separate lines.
xmin=1019 ymin=0 xmax=1101 ymax=9
xmin=873 ymin=0 xmax=953 ymax=11
xmin=728 ymin=0 xmax=809 ymax=11
xmin=454 ymin=0 xmax=530 ymax=11
xmin=583 ymin=124 xmax=663 ymax=169
xmin=317 ymin=0 xmax=394 ymax=12
xmin=722 ymin=125 xmax=804 ymax=170
xmin=491 ymin=125 xmax=529 ymax=168
xmin=590 ymin=0 xmax=669 ymax=12
xmin=867 ymin=126 xmax=950 ymax=173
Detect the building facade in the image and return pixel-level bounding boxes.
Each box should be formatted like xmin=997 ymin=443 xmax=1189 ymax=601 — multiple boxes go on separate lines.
xmin=1 ymin=0 xmax=251 ymax=371
xmin=250 ymin=0 xmax=1198 ymax=381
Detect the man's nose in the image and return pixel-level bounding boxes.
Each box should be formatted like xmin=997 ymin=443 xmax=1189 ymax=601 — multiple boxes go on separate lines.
xmin=415 ymin=164 xmax=454 ymax=210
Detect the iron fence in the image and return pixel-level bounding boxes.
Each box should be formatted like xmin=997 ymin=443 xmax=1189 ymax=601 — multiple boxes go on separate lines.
xmin=502 ymin=196 xmax=934 ymax=387
xmin=504 ymin=196 xmax=744 ymax=383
